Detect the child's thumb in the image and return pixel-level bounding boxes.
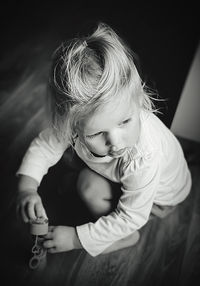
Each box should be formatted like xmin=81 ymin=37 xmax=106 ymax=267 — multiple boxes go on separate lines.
xmin=35 ymin=203 xmax=48 ymax=220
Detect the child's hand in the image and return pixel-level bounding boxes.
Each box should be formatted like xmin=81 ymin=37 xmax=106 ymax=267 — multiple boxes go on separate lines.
xmin=16 ymin=190 xmax=47 ymax=223
xmin=43 ymin=226 xmax=82 ymax=253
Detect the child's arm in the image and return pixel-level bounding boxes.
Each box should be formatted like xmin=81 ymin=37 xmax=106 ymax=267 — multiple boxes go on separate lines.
xmin=75 ymin=152 xmax=161 ymax=256
xmin=16 ymin=174 xmax=48 ymax=223
xmin=16 ymin=128 xmax=67 ymax=185
xmin=16 ymin=128 xmax=67 ymax=222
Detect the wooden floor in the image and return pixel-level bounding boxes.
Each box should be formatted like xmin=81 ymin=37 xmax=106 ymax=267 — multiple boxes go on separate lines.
xmin=1 ymin=137 xmax=200 ymax=286
xmin=0 ymin=13 xmax=200 ymax=286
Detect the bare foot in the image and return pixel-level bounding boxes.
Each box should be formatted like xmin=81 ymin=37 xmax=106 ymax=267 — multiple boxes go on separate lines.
xmin=102 ymin=231 xmax=140 ymax=254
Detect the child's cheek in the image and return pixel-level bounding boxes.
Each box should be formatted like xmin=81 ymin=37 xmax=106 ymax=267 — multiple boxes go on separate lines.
xmin=85 ymin=138 xmax=107 ymax=154
xmin=87 ymin=139 xmax=100 ymax=150
xmin=84 ymin=138 xmax=96 ymax=150
xmin=129 ymin=123 xmax=140 ymax=145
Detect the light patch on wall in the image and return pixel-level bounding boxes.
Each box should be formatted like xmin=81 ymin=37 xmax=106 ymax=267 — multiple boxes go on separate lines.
xmin=171 ymin=42 xmax=200 ymax=143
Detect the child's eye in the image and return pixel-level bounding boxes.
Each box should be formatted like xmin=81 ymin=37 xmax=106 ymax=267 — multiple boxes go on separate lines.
xmin=86 ymin=132 xmax=103 ymax=139
xmin=121 ymin=118 xmax=131 ymax=125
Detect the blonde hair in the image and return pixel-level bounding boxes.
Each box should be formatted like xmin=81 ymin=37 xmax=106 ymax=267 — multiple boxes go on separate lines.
xmin=48 ymin=22 xmax=156 ymax=145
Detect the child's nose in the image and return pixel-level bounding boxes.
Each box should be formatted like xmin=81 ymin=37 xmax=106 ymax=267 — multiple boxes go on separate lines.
xmin=106 ymin=131 xmax=121 ymax=149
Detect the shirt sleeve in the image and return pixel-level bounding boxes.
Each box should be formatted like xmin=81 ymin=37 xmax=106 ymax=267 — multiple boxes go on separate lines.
xmin=16 ymin=128 xmax=68 ymax=185
xmin=76 ymin=151 xmax=161 ymax=256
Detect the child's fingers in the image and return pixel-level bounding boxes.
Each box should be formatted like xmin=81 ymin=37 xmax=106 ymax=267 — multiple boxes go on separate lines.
xmin=48 ymin=226 xmax=55 ymax=232
xmin=47 ymin=247 xmax=58 ymax=254
xmin=44 ymin=231 xmax=54 ymax=239
xmin=43 ymin=226 xmax=55 ymax=240
xmin=43 ymin=239 xmax=54 ymax=249
xmin=43 ymin=210 xmax=48 ymax=219
xmin=35 ymin=203 xmax=47 ymax=219
xmin=19 ymin=204 xmax=29 ymax=223
xmin=27 ymin=202 xmax=36 ymax=220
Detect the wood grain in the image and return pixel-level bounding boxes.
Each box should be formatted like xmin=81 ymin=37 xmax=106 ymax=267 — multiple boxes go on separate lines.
xmin=0 ymin=27 xmax=200 ymax=286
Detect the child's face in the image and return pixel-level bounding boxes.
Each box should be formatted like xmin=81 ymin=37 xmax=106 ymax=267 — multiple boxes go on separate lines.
xmin=78 ymin=90 xmax=141 ymax=158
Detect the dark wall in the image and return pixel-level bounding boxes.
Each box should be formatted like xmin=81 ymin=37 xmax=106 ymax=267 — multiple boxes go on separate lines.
xmin=1 ymin=1 xmax=199 ymax=127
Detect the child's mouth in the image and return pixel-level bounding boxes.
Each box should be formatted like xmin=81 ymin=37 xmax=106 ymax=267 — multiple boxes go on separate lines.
xmin=108 ymin=148 xmax=126 ymax=158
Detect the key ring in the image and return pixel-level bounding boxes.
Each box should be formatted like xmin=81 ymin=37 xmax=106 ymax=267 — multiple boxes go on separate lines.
xmin=29 ymin=255 xmax=41 ymax=269
xmin=29 ymin=246 xmax=47 ymax=269
xmin=31 ymin=245 xmax=40 ymax=255
xmin=28 ymin=217 xmax=49 ymax=270
xmin=31 ymin=235 xmax=39 ymax=253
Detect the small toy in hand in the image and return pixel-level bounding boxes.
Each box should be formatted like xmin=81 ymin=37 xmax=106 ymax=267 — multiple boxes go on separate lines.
xmin=29 ymin=217 xmax=49 ymax=270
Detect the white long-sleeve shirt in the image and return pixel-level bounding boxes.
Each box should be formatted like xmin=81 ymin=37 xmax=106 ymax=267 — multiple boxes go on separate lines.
xmin=17 ymin=111 xmax=191 ymax=256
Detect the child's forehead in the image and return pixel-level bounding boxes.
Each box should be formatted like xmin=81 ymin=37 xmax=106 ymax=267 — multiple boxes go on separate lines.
xmin=99 ymin=93 xmax=133 ymax=114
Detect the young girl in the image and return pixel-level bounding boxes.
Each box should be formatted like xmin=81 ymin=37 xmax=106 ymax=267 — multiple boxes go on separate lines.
xmin=16 ymin=22 xmax=191 ymax=257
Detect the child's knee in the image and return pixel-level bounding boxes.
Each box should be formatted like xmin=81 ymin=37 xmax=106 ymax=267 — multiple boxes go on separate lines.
xmin=77 ymin=168 xmax=112 ymax=200
xmin=77 ymin=169 xmax=95 ymax=200
xmin=89 ymin=199 xmax=112 ymax=218
xmin=77 ymin=168 xmax=113 ymax=217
